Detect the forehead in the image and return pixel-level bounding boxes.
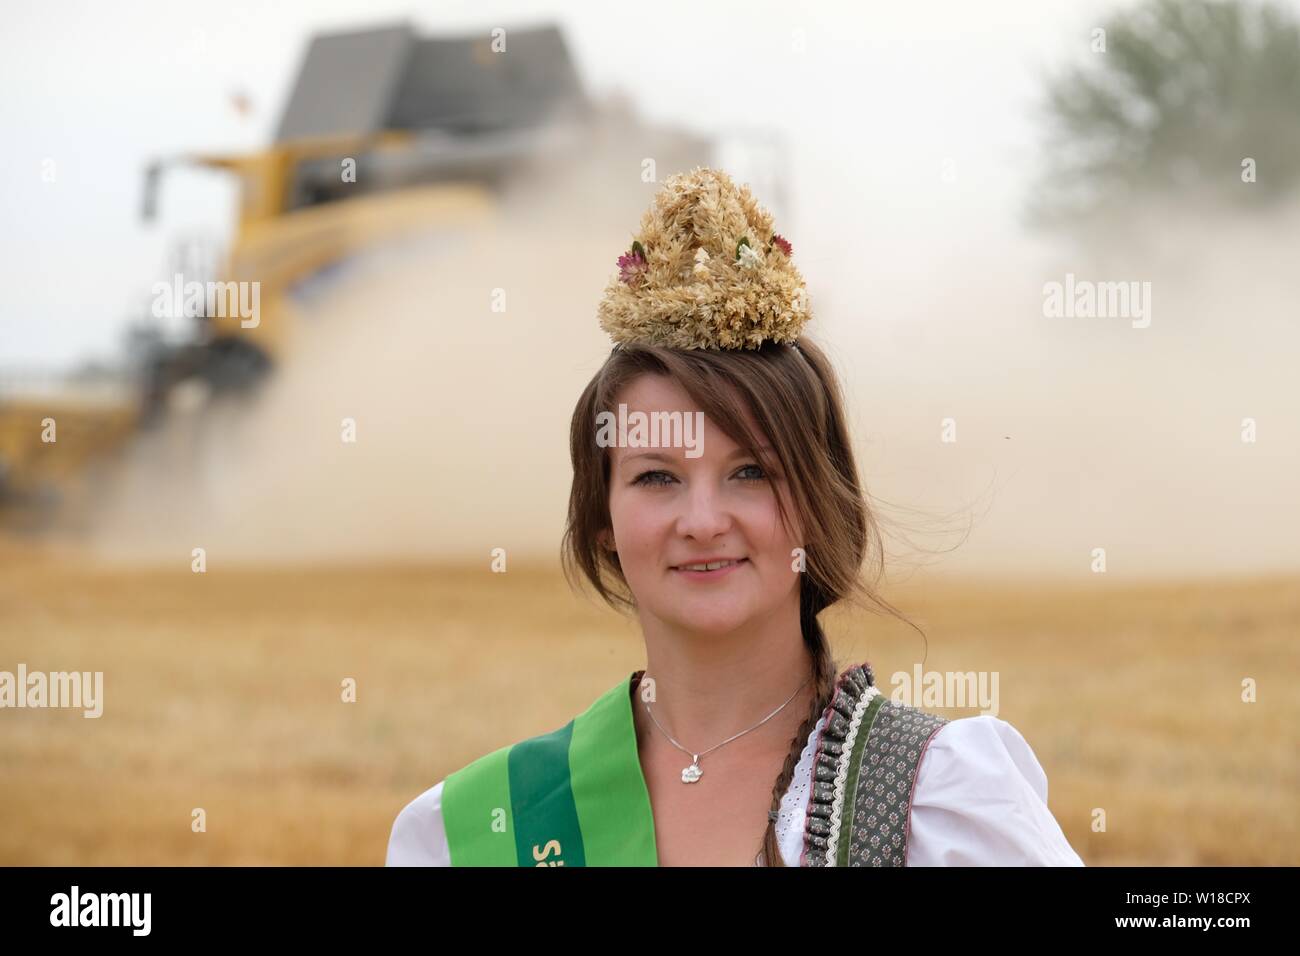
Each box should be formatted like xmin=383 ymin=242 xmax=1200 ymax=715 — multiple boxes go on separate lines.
xmin=615 ymin=373 xmax=700 ymax=413
xmin=610 ymin=373 xmax=766 ymax=463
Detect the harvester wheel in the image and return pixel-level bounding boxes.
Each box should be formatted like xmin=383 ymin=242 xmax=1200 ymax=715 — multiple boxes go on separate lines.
xmin=202 ymin=338 xmax=274 ymax=394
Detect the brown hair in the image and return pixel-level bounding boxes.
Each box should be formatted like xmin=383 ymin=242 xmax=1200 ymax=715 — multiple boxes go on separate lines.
xmin=560 ymin=336 xmax=922 ymax=866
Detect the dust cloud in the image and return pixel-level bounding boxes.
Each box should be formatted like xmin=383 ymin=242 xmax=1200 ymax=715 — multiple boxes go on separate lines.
xmin=84 ymin=185 xmax=1300 ymax=580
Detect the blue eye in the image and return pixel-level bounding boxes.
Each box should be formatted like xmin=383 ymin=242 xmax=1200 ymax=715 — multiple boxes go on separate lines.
xmin=632 ymin=470 xmax=675 ymax=487
xmin=631 ymin=465 xmax=768 ymax=487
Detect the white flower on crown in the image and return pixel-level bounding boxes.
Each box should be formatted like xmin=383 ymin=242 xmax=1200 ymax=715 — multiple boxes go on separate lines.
xmin=736 ymin=242 xmax=764 ymax=270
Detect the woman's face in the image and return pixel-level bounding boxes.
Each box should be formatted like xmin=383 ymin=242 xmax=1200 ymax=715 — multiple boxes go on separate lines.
xmin=602 ymin=373 xmax=804 ymax=636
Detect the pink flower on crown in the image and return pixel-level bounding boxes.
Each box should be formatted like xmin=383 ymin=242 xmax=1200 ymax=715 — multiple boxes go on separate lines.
xmin=618 ymin=240 xmax=648 ymax=286
xmin=769 ymin=233 xmax=792 ymax=256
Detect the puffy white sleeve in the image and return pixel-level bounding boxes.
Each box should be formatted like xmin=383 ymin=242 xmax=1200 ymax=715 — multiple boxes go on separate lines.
xmin=905 ymin=715 xmax=1084 ymax=866
xmin=386 ymin=780 xmax=452 ymax=866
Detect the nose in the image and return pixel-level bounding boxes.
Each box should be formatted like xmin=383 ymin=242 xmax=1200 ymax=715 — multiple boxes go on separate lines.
xmin=674 ymin=480 xmax=733 ymax=542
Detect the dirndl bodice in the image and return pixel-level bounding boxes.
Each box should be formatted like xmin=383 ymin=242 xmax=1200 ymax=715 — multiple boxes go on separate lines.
xmin=801 ymin=662 xmax=951 ymax=866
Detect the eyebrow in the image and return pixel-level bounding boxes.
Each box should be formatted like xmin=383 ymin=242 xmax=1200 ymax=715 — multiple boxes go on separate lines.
xmin=620 ymin=445 xmax=773 ymax=465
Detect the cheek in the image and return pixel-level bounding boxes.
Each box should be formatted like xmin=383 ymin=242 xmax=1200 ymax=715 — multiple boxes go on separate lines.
xmin=608 ymin=490 xmax=667 ymax=559
xmin=772 ymin=487 xmax=805 ymax=547
xmin=744 ymin=493 xmax=796 ymax=542
xmin=743 ymin=496 xmax=803 ymax=568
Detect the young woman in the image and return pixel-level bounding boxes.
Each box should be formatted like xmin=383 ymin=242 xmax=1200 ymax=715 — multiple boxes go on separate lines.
xmin=387 ymin=167 xmax=1083 ymax=867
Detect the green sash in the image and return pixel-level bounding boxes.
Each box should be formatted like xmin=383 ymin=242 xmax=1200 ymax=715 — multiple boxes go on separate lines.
xmin=441 ymin=672 xmax=659 ymax=866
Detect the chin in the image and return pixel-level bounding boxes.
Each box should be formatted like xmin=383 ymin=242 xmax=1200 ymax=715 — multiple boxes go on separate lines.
xmin=661 ymin=601 xmax=755 ymax=636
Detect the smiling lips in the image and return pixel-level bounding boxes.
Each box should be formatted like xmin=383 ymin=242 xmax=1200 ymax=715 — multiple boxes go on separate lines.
xmin=671 ymin=557 xmax=748 ymax=578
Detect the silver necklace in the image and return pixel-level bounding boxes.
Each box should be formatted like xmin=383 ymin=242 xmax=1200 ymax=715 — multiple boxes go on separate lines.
xmin=641 ymin=673 xmax=813 ymax=784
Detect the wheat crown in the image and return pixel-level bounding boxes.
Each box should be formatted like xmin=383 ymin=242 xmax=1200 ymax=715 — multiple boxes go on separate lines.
xmin=596 ymin=166 xmax=811 ymax=351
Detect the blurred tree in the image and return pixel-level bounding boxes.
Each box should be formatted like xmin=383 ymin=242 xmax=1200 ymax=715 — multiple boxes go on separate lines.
xmin=1027 ymin=0 xmax=1300 ymax=230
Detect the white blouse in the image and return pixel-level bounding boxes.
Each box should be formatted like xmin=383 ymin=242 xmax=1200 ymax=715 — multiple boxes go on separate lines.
xmin=386 ymin=713 xmax=1084 ymax=867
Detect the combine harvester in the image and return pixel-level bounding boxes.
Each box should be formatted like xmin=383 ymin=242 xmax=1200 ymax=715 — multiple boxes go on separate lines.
xmin=0 ymin=22 xmax=620 ymax=531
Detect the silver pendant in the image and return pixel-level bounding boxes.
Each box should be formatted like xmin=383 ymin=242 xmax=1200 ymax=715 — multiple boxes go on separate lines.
xmin=681 ymin=758 xmax=702 ymax=784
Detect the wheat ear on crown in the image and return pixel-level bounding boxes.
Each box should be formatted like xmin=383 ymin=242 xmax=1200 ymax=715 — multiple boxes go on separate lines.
xmin=596 ymin=166 xmax=811 ymax=351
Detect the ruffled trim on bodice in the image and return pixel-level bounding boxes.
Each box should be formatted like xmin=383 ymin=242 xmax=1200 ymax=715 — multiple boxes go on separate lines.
xmin=799 ymin=660 xmax=882 ymax=866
